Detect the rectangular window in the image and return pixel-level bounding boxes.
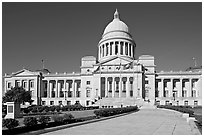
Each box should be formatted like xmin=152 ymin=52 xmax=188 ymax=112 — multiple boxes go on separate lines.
xmin=42 ymin=101 xmax=46 ymax=105
xmin=76 ymin=91 xmax=80 ymax=97
xmin=30 ymin=80 xmax=34 ymax=88
xmin=86 ymin=81 xmax=90 ymax=85
xmin=50 ymin=101 xmax=54 ymax=105
xmin=194 ymin=101 xmax=198 ymax=106
xmin=177 ymin=101 xmax=179 ymax=106
xmin=23 ymin=81 xmax=27 ymax=88
xmin=123 ymin=81 xmax=126 ymax=91
xmin=116 ymin=81 xmax=119 ymax=91
xmin=165 ymin=101 xmax=170 ymax=105
xmin=86 ymin=89 xmax=90 ymax=97
xmin=75 ymin=101 xmax=80 ymax=104
xmin=67 ymin=101 xmax=71 ymax=105
xmin=7 ymin=82 xmax=11 ymax=89
xmin=145 ymin=80 xmax=148 ymax=84
xmin=130 ymin=81 xmax=133 ymax=91
xmin=59 ymin=101 xmax=62 ymax=105
xmin=192 ymin=90 xmax=196 ymax=97
xmin=184 ymin=101 xmax=188 ymax=106
xmin=109 ymin=81 xmax=112 ymax=91
xmin=16 ymin=80 xmax=20 ymax=87
xmin=86 ymin=100 xmax=89 ymax=106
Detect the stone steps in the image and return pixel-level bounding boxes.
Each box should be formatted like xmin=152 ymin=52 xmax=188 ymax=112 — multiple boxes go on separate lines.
xmin=94 ymin=97 xmax=144 ymax=107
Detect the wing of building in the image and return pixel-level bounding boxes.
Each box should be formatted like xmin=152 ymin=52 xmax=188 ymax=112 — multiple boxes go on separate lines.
xmin=3 ymin=10 xmax=202 ymax=107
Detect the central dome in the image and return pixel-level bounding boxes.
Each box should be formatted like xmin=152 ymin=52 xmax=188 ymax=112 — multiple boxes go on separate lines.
xmin=101 ymin=9 xmax=132 ymax=42
xmin=103 ymin=10 xmax=129 ymax=35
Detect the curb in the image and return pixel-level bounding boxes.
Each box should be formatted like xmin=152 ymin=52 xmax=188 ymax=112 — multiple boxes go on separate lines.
xmin=21 ymin=110 xmax=138 ymax=135
xmin=188 ymin=119 xmax=201 ymax=135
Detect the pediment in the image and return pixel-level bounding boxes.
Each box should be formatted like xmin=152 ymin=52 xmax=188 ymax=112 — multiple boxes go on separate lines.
xmin=101 ymin=56 xmax=133 ymax=66
xmin=13 ymin=69 xmax=39 ymax=76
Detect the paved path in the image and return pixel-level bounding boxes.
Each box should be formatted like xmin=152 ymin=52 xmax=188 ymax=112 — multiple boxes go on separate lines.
xmin=43 ymin=108 xmax=194 ymax=135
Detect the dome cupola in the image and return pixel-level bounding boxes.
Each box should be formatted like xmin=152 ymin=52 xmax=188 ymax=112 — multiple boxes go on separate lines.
xmin=98 ymin=9 xmax=136 ymax=62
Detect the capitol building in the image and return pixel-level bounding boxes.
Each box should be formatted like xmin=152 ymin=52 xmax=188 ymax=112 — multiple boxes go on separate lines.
xmin=3 ymin=10 xmax=202 ymax=107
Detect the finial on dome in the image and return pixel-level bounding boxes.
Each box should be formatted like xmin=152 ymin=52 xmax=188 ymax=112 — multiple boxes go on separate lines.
xmin=114 ymin=9 xmax=119 ymax=19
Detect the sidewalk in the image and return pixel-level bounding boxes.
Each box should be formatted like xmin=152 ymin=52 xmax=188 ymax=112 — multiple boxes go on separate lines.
xmin=43 ymin=108 xmax=198 ymax=135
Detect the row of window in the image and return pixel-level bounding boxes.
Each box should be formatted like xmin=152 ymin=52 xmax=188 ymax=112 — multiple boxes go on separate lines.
xmin=42 ymin=100 xmax=81 ymax=106
xmin=43 ymin=90 xmax=81 ymax=98
xmin=156 ymin=100 xmax=198 ymax=106
xmin=7 ymin=80 xmax=34 ymax=89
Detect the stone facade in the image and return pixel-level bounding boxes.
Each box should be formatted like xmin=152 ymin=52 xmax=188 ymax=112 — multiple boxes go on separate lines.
xmin=3 ymin=10 xmax=202 ymax=107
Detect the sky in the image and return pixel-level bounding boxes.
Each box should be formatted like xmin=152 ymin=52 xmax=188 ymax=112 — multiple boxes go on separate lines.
xmin=2 ymin=2 xmax=202 ymax=75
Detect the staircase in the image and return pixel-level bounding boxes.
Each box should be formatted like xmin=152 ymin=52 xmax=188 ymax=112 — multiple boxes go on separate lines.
xmin=93 ymin=97 xmax=144 ymax=108
xmin=140 ymin=102 xmax=156 ymax=109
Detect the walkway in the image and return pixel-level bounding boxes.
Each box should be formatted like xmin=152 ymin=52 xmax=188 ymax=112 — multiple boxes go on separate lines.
xmin=43 ymin=108 xmax=195 ymax=135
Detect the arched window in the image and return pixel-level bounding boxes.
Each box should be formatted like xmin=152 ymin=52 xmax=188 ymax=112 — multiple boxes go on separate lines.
xmin=129 ymin=44 xmax=132 ymax=56
xmin=102 ymin=44 xmax=104 ymax=57
xmin=120 ymin=42 xmax=123 ymax=55
xmin=125 ymin=42 xmax=128 ymax=55
xmin=106 ymin=43 xmax=109 ymax=56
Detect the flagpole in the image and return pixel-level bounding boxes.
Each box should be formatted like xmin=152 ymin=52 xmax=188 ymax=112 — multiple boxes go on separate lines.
xmin=99 ymin=63 xmax=101 ymax=108
xmin=119 ymin=55 xmax=122 ymax=107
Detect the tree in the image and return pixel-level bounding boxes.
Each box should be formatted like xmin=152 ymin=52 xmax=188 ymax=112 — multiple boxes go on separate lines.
xmin=3 ymin=86 xmax=33 ymax=104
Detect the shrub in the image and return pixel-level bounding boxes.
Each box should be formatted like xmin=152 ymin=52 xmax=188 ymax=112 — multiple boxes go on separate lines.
xmin=3 ymin=119 xmax=19 ymax=130
xmin=31 ymin=107 xmax=38 ymax=113
xmin=38 ymin=106 xmax=45 ymax=113
xmin=55 ymin=106 xmax=61 ymax=112
xmin=23 ymin=117 xmax=38 ymax=127
xmin=63 ymin=113 xmax=74 ymax=122
xmin=49 ymin=106 xmax=56 ymax=112
xmin=52 ymin=115 xmax=64 ymax=123
xmin=23 ymin=108 xmax=30 ymax=114
xmin=38 ymin=116 xmax=51 ymax=125
xmin=157 ymin=105 xmax=194 ymax=116
xmin=94 ymin=106 xmax=138 ymax=117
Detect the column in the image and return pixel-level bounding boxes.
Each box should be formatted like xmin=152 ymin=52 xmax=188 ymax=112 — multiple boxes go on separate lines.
xmin=132 ymin=45 xmax=134 ymax=57
xmin=112 ymin=42 xmax=115 ymax=55
xmin=127 ymin=43 xmax=129 ymax=56
xmin=105 ymin=77 xmax=108 ymax=97
xmin=119 ymin=77 xmax=122 ymax=98
xmin=129 ymin=44 xmax=131 ymax=57
xmin=112 ymin=77 xmax=115 ymax=97
xmin=179 ymin=78 xmax=183 ymax=97
xmin=118 ymin=41 xmax=120 ymax=55
xmin=55 ymin=80 xmax=58 ymax=98
xmin=58 ymin=81 xmax=61 ymax=98
xmin=104 ymin=44 xmax=106 ymax=57
xmin=160 ymin=79 xmax=164 ymax=97
xmin=49 ymin=81 xmax=52 ymax=98
xmin=189 ymin=78 xmax=192 ymax=97
xmin=47 ymin=80 xmax=50 ymax=98
xmin=123 ymin=42 xmax=126 ymax=55
xmin=109 ymin=43 xmax=112 ymax=55
xmin=64 ymin=80 xmax=66 ymax=98
xmin=72 ymin=80 xmax=75 ymax=97
xmin=169 ymin=78 xmax=173 ymax=97
xmin=126 ymin=78 xmax=129 ymax=97
xmin=106 ymin=43 xmax=109 ymax=56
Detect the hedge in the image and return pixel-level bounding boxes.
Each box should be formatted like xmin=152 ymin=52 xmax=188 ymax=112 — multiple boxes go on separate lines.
xmin=22 ymin=105 xmax=99 ymax=115
xmin=94 ymin=106 xmax=138 ymax=117
xmin=3 ymin=119 xmax=19 ymax=130
xmin=23 ymin=117 xmax=38 ymax=127
xmin=52 ymin=113 xmax=74 ymax=124
xmin=157 ymin=105 xmax=194 ymax=116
